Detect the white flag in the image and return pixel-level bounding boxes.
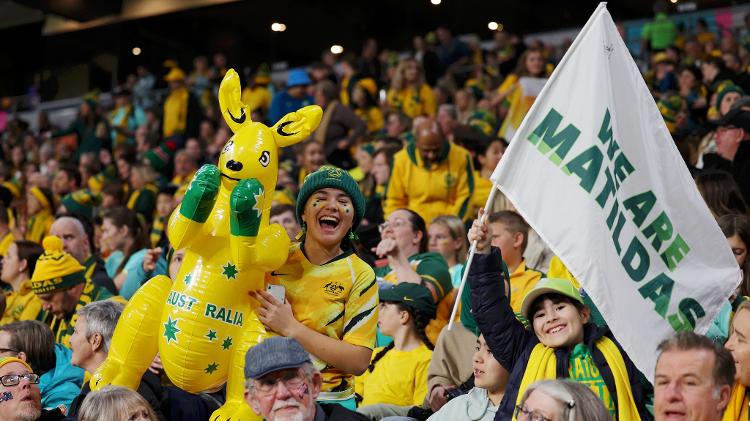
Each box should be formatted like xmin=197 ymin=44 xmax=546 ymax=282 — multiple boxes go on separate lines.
xmin=498 ymin=77 xmax=548 ymax=141
xmin=491 ymin=3 xmax=740 ymax=381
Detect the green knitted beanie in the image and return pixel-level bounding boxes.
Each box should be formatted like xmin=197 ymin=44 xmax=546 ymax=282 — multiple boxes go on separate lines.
xmin=295 ymin=165 xmax=365 ymax=230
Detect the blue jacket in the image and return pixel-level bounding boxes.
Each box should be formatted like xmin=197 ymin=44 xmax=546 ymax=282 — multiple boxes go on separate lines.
xmin=268 ymin=91 xmax=313 ymax=125
xmin=468 ymin=247 xmax=652 ymax=420
xmin=39 ymin=344 xmax=84 ymax=412
xmin=119 ymin=248 xmax=168 ymax=300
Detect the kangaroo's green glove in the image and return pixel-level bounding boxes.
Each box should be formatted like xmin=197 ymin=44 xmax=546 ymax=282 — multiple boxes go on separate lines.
xmin=230 ymin=178 xmax=264 ymax=237
xmin=180 ymin=164 xmax=220 ymax=223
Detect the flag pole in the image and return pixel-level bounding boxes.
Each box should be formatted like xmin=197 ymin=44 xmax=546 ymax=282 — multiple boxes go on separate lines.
xmin=447 ymin=185 xmax=498 ymax=330
xmin=447 ymin=1 xmax=608 ymax=331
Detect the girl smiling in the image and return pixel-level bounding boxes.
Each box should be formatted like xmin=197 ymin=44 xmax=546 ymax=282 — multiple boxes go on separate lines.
xmin=259 ymin=166 xmax=378 ymax=409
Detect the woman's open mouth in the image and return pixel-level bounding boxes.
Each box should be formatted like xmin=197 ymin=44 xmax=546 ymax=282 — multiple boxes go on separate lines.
xmin=319 ymin=215 xmax=341 ymax=233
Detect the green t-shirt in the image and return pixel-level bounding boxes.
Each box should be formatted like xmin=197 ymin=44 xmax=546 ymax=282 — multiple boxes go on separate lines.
xmin=375 ymin=252 xmax=453 ymax=302
xmin=568 ymin=344 xmax=616 ymax=416
xmin=641 ymin=13 xmax=677 ymax=50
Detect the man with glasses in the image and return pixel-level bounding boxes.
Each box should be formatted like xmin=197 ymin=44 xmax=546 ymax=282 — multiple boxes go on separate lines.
xmin=0 ymin=356 xmax=63 ymax=420
xmin=244 ymin=336 xmax=367 ymax=421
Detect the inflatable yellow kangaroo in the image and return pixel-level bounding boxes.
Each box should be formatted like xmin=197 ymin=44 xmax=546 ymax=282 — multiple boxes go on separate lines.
xmin=91 ymin=68 xmax=322 ymax=421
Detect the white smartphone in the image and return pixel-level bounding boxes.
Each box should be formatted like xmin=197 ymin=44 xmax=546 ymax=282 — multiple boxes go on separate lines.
xmin=266 ymin=284 xmax=286 ymax=304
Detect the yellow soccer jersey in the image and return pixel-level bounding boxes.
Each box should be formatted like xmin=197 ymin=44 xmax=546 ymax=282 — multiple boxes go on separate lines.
xmin=0 ymin=281 xmax=42 ymax=324
xmin=266 ymin=243 xmax=378 ymax=398
xmin=508 ymin=260 xmax=543 ymax=313
xmin=355 ymin=344 xmax=432 ymax=407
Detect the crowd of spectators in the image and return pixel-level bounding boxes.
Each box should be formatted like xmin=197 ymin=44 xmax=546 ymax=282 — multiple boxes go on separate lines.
xmin=0 ymin=2 xmax=748 ymax=420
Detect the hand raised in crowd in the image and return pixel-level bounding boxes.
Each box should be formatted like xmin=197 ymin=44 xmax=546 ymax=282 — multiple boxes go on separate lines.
xmin=467 ymin=209 xmax=491 ymax=254
xmin=148 ymin=353 xmax=163 ymax=375
xmin=142 ymin=247 xmax=162 ymax=273
xmin=252 ymin=290 xmax=300 ymax=337
xmin=373 ymin=237 xmax=400 ymax=259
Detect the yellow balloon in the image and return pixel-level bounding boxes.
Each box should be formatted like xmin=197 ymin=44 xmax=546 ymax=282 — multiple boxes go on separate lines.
xmin=92 ymin=68 xmax=323 ymax=421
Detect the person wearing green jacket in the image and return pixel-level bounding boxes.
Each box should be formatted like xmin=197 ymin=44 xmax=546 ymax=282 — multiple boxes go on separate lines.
xmin=54 ymin=99 xmax=109 ymax=159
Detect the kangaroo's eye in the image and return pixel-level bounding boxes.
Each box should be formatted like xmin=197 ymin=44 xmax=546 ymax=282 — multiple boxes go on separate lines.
xmin=259 ymin=151 xmax=270 ymax=167
xmin=222 ymin=140 xmax=234 ymax=154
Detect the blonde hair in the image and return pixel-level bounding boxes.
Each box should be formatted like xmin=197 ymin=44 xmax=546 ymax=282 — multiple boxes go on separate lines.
xmin=736 ymin=301 xmax=750 ymax=316
xmin=131 ymin=164 xmax=157 ymax=185
xmin=430 ymin=215 xmax=468 ymax=263
xmin=78 ymin=386 xmax=158 ymax=421
xmin=391 ymin=58 xmax=425 ymax=92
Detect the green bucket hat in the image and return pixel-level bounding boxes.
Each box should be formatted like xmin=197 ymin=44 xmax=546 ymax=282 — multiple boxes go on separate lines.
xmin=295 ymin=165 xmax=365 ymax=230
xmin=380 ymin=283 xmax=437 ymax=319
xmin=520 ymin=277 xmax=583 ymax=320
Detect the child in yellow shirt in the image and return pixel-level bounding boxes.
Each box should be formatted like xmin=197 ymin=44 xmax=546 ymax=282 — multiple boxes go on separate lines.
xmin=355 ymin=283 xmax=436 ymax=413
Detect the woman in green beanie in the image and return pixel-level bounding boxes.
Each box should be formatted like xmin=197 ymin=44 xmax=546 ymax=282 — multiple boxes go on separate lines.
xmin=257 ymin=165 xmax=378 ymax=410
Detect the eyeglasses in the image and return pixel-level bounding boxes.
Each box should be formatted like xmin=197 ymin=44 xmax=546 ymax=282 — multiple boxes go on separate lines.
xmin=514 ymin=405 xmax=553 ymax=421
xmin=0 ymin=348 xmax=19 ymax=354
xmin=378 ymin=219 xmax=407 ymax=233
xmin=0 ymin=373 xmax=40 ymax=387
xmin=253 ymin=369 xmax=306 ymax=394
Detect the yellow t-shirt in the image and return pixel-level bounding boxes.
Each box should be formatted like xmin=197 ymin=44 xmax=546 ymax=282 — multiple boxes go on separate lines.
xmin=355 ymin=107 xmax=385 ymax=134
xmin=547 ymin=256 xmax=581 ymax=289
xmin=266 ymin=243 xmax=378 ymax=398
xmin=472 ymin=172 xmax=493 ymax=213
xmin=386 ymin=84 xmax=436 ymax=119
xmin=241 ymin=86 xmax=272 ymax=114
xmin=0 ymin=281 xmax=42 ymax=324
xmin=26 ymin=210 xmax=53 ymax=245
xmin=355 ymin=344 xmax=432 ymax=407
xmin=163 ymin=87 xmax=189 ymax=138
xmin=508 ymin=260 xmax=543 ymax=313
xmin=172 ymin=171 xmax=196 ymax=191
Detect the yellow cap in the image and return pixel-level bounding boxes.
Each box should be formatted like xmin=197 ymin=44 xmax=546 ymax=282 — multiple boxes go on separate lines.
xmin=356 ymin=78 xmax=378 ymax=97
xmin=164 ymin=68 xmax=186 ymax=82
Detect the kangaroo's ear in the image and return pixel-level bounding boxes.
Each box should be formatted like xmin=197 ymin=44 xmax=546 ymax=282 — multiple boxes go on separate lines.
xmin=218 ymin=68 xmax=252 ymax=133
xmin=271 ymin=105 xmax=323 ymax=148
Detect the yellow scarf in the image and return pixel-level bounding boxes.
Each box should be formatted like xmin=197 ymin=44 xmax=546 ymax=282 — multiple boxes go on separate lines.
xmin=514 ymin=337 xmax=640 ymax=421
xmin=723 ymin=383 xmax=749 ymax=421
